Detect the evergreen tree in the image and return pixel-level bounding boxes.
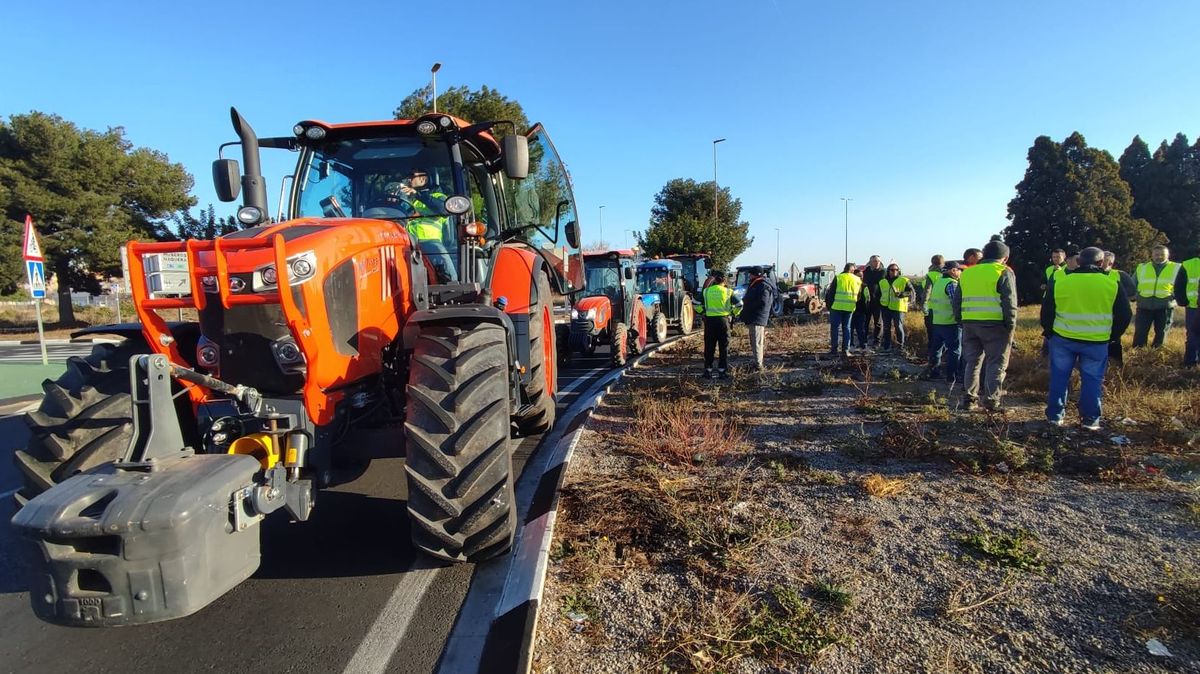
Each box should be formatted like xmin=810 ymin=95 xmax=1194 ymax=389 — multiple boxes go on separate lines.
xmin=394 ymin=84 xmax=529 ymax=133
xmin=0 ymin=112 xmax=194 ymax=322
xmin=172 ymin=204 xmax=240 ymax=240
xmin=640 ymin=178 xmax=752 ymax=270
xmin=1005 ymin=132 xmax=1163 ymax=302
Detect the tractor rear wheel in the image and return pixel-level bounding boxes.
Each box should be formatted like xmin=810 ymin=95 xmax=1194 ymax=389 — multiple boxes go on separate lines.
xmin=405 ymin=323 xmax=516 ymax=562
xmin=651 ymin=313 xmax=668 ymax=343
xmin=611 ymin=322 xmax=629 ymax=367
xmin=13 ymin=340 xmax=148 ymax=505
xmin=679 ymin=301 xmax=695 ymax=335
xmin=514 ymin=273 xmax=557 ymax=435
xmin=631 ymin=303 xmax=648 ymax=355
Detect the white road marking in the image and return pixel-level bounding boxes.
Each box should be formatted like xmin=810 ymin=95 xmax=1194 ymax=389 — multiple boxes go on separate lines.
xmin=343 ymin=567 xmax=440 ymax=674
xmin=1 ymin=487 xmax=20 ymax=501
xmin=556 ymin=368 xmax=606 ymax=396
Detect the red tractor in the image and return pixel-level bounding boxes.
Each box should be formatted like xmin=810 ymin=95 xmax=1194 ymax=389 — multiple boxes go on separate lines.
xmin=12 ymin=107 xmax=583 ymax=626
xmin=564 ymin=250 xmax=647 ymax=366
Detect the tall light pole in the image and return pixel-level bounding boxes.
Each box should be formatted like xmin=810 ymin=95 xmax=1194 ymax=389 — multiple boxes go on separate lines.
xmin=598 ymin=205 xmax=605 ymax=246
xmin=712 ymin=138 xmax=726 ymax=222
xmin=775 ymin=227 xmax=781 ymax=275
xmin=625 ymin=229 xmax=638 ymax=249
xmin=430 ymin=62 xmax=442 ymax=112
xmin=840 ymin=197 xmax=853 ymax=267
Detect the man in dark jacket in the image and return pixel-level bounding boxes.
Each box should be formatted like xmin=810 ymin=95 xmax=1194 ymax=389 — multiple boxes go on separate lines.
xmin=740 ymin=266 xmax=779 ymax=371
xmin=1042 ymin=247 xmax=1133 ymax=429
xmin=862 ymin=255 xmax=886 ymax=345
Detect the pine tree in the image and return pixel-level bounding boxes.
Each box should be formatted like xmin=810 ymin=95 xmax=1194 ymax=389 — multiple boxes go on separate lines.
xmin=640 ymin=179 xmax=752 ymax=270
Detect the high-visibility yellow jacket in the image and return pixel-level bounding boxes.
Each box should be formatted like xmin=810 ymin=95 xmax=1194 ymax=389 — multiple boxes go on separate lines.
xmin=878 ymin=277 xmax=910 ymax=313
xmin=959 ymin=261 xmax=1006 ymax=322
xmin=1136 ymin=261 xmax=1180 ymax=299
xmin=831 ymin=272 xmax=862 ymax=312
xmin=929 ymin=276 xmax=958 ymax=326
xmin=1053 ymin=271 xmax=1119 ymax=342
xmin=696 ymin=284 xmax=741 ymax=317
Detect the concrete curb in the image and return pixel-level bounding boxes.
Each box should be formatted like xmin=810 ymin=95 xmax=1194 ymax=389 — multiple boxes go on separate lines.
xmin=437 ymin=333 xmax=696 ymax=674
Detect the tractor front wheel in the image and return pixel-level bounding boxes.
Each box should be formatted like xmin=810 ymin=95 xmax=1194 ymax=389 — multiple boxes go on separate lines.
xmin=651 ymin=313 xmax=668 ymax=343
xmin=680 ymin=301 xmax=695 ymax=335
xmin=14 ymin=340 xmax=149 ymax=505
xmin=405 ymin=322 xmax=516 ymax=562
xmin=807 ymin=297 xmax=823 ymax=314
xmin=611 ymin=322 xmax=629 ymax=367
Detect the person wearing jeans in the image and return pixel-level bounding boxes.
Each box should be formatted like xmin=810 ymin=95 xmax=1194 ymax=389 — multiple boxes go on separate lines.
xmin=878 ymin=264 xmax=913 ymax=351
xmin=953 ymin=241 xmax=1018 ymax=412
xmin=825 ymin=263 xmax=862 ymax=354
xmin=1041 ymin=247 xmax=1132 ymax=429
xmin=926 ymin=261 xmax=962 ymax=382
xmin=739 ymin=267 xmax=778 ymax=370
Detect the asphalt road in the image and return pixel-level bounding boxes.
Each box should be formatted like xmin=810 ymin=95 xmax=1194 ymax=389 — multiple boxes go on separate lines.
xmin=0 ymin=350 xmax=617 ymax=674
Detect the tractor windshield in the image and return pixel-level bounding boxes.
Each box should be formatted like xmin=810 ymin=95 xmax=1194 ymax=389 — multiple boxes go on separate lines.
xmin=292 ymin=135 xmax=493 ymax=283
xmin=636 ymin=268 xmax=669 ymax=295
xmin=582 ymin=261 xmax=620 ymax=298
xmin=735 ymin=269 xmax=752 ymax=289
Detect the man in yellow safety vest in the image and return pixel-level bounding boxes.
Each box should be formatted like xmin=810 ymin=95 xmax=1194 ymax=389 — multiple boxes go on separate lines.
xmin=824 ymin=262 xmax=862 ymax=355
xmin=952 ymin=239 xmax=1018 ymax=412
xmin=1132 ymin=244 xmax=1182 ymax=349
xmin=925 ymin=261 xmax=962 ymax=383
xmin=692 ymin=269 xmax=741 ymax=379
xmin=1175 ymin=253 xmax=1200 ymax=367
xmin=1041 ymin=247 xmax=1132 ymax=429
xmin=922 ymin=254 xmax=944 ymax=349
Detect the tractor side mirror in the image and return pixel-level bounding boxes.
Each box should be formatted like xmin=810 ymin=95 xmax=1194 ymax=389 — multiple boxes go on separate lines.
xmin=213 ymin=159 xmax=241 ymax=202
xmin=624 ymin=267 xmax=634 ymax=280
xmin=564 ymin=220 xmax=580 ymax=249
xmin=502 ymin=135 xmax=529 ymax=179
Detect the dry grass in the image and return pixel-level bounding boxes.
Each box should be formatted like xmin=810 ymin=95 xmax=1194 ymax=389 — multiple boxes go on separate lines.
xmin=624 ymin=391 xmax=748 ymax=466
xmin=861 ymin=473 xmax=912 ymax=497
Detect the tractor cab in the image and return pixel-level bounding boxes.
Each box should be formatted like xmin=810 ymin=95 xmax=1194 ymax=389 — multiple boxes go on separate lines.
xmin=636 ymin=259 xmax=695 ymax=339
xmin=802 ymin=264 xmax=837 ymax=294
xmin=732 ymin=264 xmax=783 ymax=316
xmin=566 ymin=250 xmax=646 ymax=365
xmin=667 ymin=253 xmax=710 ymax=293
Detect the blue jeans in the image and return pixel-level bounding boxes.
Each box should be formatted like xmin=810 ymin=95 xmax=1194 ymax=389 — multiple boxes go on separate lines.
xmin=928 ymin=324 xmax=961 ymax=382
xmin=881 ymin=309 xmax=905 ymax=349
xmin=1046 ymin=335 xmax=1109 ymax=423
xmin=829 ymin=309 xmax=854 ymax=352
xmin=1186 ymin=307 xmax=1199 ymax=366
xmin=851 ymin=307 xmax=868 ymax=347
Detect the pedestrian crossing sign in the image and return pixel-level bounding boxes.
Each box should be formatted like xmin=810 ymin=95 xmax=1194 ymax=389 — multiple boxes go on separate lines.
xmin=23 ymin=214 xmax=44 ymax=261
xmin=27 ymin=260 xmax=46 ymax=299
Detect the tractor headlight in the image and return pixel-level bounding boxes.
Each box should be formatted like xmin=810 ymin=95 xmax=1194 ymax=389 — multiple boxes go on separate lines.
xmin=586 ymin=308 xmax=597 ymax=321
xmin=201 ymin=275 xmax=219 ymax=294
xmin=304 ymin=126 xmax=326 ymax=141
xmin=273 ymin=339 xmax=304 ymax=366
xmin=571 ymin=308 xmax=579 ymax=319
xmin=237 ymin=206 xmax=264 ymax=225
xmin=416 ymin=120 xmax=438 ymax=134
xmin=286 ymin=251 xmax=317 ymax=284
xmin=196 ymin=339 xmax=220 ymax=368
xmin=260 ymin=264 xmax=278 ymax=286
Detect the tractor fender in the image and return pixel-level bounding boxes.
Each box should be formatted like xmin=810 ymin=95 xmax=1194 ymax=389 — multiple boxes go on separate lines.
xmin=400 ymin=305 xmax=522 ymax=404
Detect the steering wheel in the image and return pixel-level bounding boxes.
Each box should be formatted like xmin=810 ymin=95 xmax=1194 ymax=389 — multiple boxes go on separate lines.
xmin=362 ymin=197 xmax=417 ymax=220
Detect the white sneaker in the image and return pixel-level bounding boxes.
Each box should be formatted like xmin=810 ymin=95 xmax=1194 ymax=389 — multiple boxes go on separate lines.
xmin=1081 ymin=419 xmax=1101 ymax=431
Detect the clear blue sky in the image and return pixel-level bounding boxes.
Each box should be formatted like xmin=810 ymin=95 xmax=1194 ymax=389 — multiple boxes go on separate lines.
xmin=3 ymin=0 xmax=1198 ymax=274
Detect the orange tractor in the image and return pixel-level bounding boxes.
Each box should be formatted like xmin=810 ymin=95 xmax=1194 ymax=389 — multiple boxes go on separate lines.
xmin=564 ymin=250 xmax=647 ymax=366
xmin=11 ymin=107 xmax=583 ymax=626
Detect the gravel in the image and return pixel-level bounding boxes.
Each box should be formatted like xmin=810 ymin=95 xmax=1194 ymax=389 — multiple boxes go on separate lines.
xmin=535 ymin=322 xmax=1200 ymax=673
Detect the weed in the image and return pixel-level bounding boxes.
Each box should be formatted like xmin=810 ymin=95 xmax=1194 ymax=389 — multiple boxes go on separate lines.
xmin=806 ymin=469 xmax=847 ymax=487
xmin=954 ymin=521 xmax=1045 ymax=571
xmin=833 ymin=513 xmax=878 ymax=546
xmin=810 ymin=578 xmax=854 ymax=610
xmin=623 ymin=391 xmax=748 ymax=466
xmin=562 ymin=590 xmax=598 ymax=618
xmin=861 ymin=473 xmax=911 ymax=497
xmin=739 ymin=586 xmax=845 ymax=661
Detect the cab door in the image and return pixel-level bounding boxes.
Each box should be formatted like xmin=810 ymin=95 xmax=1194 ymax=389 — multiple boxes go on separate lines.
xmin=507 ymin=124 xmax=584 ymax=294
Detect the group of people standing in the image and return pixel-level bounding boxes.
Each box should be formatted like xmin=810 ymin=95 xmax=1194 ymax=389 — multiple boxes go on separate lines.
xmin=692 ymin=266 xmax=779 ymax=379
xmin=823 ymin=238 xmax=1199 ymax=429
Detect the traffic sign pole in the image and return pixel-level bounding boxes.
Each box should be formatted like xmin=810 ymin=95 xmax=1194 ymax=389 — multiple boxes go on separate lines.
xmin=23 ymin=215 xmax=48 ymax=365
xmin=35 ymin=300 xmax=48 ymax=365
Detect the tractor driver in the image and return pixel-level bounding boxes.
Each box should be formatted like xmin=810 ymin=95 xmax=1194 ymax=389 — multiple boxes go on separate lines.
xmin=381 ymin=172 xmax=456 ymax=282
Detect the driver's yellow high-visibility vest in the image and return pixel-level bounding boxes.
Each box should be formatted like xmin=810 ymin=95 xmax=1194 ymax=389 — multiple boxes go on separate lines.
xmin=929 ymin=276 xmax=958 ymax=326
xmin=879 ymin=277 xmax=910 ymax=313
xmin=831 ymin=272 xmax=862 ymax=312
xmin=1053 ymin=272 xmax=1119 ymax=342
xmin=1136 ymin=261 xmax=1180 ymax=299
xmin=406 ymin=190 xmax=449 ymax=241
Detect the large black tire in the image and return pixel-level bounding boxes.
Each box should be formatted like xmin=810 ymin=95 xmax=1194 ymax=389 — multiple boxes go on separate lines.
xmin=404 ymin=323 xmax=517 ymax=562
xmin=611 ymin=322 xmax=630 ymax=367
xmin=14 ymin=340 xmax=148 ymax=505
xmin=514 ymin=273 xmax=557 ymax=435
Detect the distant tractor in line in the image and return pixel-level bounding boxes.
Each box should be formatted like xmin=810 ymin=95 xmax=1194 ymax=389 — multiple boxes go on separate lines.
xmin=666 ymin=253 xmax=710 ymax=294
xmin=782 ymin=264 xmax=836 ymax=314
xmin=565 ymin=250 xmax=647 ymax=366
xmin=636 ymin=258 xmax=695 ymax=340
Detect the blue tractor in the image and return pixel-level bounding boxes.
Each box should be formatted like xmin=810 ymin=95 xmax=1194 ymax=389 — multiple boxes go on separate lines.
xmin=636 ymin=259 xmax=696 ymax=341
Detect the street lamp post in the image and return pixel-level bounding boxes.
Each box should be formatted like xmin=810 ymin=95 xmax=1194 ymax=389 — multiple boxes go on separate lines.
xmin=430 ymin=62 xmax=442 ymax=112
xmin=775 ymin=227 xmax=781 ymax=276
xmin=599 ymin=205 xmax=605 ymax=247
xmin=626 ymin=230 xmax=639 ymax=250
xmin=840 ymin=197 xmax=853 ymax=267
xmin=712 ymin=138 xmax=726 ymax=222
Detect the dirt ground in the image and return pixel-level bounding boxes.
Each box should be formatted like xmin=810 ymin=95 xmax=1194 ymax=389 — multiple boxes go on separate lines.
xmin=534 ymin=317 xmax=1200 ymax=674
